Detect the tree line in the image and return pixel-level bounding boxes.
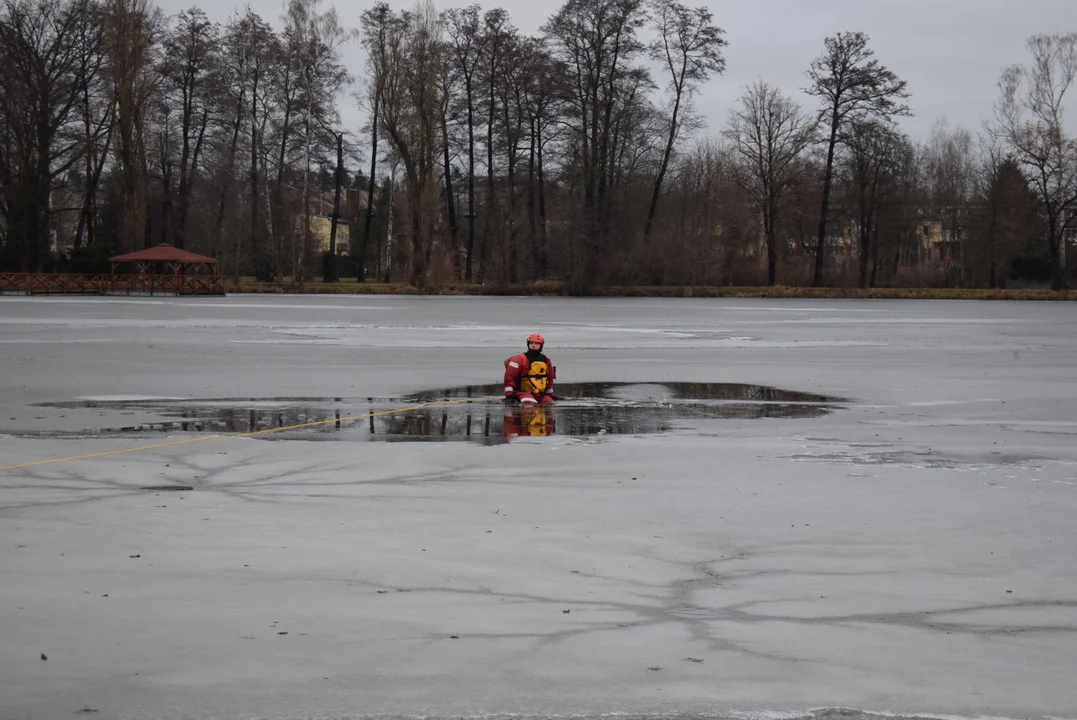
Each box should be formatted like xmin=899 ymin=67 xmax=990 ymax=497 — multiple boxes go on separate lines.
xmin=1 ymin=0 xmax=1074 ymax=290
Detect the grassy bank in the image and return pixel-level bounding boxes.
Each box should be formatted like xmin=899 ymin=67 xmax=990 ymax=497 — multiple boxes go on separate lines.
xmin=225 ymin=278 xmax=1077 ymax=301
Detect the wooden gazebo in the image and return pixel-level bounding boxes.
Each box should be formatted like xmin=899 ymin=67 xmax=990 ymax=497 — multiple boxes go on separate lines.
xmin=0 ymin=243 xmax=222 ymax=295
xmin=107 ymin=243 xmax=223 ymax=295
xmin=110 ymin=243 xmax=218 ymax=275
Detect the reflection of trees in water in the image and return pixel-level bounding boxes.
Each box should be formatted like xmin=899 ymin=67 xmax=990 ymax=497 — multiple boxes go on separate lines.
xmin=52 ymin=383 xmax=842 ymax=441
xmin=177 ymin=406 xmax=330 ymax=433
xmin=375 ymin=402 xmax=833 ymax=441
xmin=378 ymin=409 xmax=495 ymax=442
xmin=93 ymin=404 xmax=346 ymax=435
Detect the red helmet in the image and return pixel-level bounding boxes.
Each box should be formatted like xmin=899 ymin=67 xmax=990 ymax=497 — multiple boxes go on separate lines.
xmin=527 ymin=333 xmax=544 ymax=346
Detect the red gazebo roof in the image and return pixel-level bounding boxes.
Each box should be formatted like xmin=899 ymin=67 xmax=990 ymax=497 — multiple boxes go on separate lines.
xmin=110 ymin=243 xmax=217 ymax=264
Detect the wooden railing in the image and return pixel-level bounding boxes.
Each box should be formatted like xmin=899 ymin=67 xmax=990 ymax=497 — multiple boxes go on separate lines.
xmin=0 ymin=273 xmax=224 ymax=296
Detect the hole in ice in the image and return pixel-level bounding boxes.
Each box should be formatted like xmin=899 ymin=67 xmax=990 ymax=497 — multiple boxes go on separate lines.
xmin=31 ymin=383 xmax=848 ymax=445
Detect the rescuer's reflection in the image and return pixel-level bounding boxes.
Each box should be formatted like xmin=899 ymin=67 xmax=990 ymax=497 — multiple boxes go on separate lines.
xmin=502 ymin=403 xmax=556 ymax=441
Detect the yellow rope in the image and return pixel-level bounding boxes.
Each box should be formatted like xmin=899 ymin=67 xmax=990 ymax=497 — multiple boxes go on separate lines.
xmin=0 ymin=396 xmax=498 ymax=473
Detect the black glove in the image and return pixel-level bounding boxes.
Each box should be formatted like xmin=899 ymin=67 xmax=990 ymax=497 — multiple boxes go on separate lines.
xmin=503 ymin=395 xmax=520 ymax=406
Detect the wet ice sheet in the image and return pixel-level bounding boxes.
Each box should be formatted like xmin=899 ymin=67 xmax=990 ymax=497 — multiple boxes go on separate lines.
xmin=0 ymin=295 xmax=1076 ymax=720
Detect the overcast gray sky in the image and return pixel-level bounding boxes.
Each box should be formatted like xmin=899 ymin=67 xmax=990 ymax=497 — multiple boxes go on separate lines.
xmin=162 ymin=0 xmax=1077 ymax=143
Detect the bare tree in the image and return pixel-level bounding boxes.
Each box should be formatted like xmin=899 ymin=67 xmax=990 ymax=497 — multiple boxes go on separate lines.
xmin=443 ymin=4 xmax=486 ymax=281
xmin=607 ymin=67 xmax=659 ymax=192
xmin=265 ymin=5 xmax=305 ymax=279
xmin=544 ymin=0 xmax=648 ymax=290
xmin=213 ymin=12 xmax=251 ymax=270
xmin=805 ymin=31 xmax=910 ymax=286
xmin=970 ymin=137 xmax=1041 ymax=288
xmin=160 ymin=8 xmax=218 ymax=249
xmin=72 ymin=0 xmax=111 ymax=252
xmin=225 ymin=10 xmax=275 ymax=279
xmin=436 ymin=41 xmax=460 ymax=279
xmin=496 ymin=31 xmax=533 ymax=282
xmin=724 ymin=80 xmax=817 ymax=285
xmin=995 ymin=32 xmax=1077 ymax=289
xmin=642 ymin=0 xmax=725 ymax=241
xmin=377 ymin=0 xmax=444 ymax=287
xmin=477 ymin=7 xmax=511 ymax=283
xmin=0 ymin=0 xmax=106 ymax=270
xmin=283 ymin=0 xmax=351 ymax=281
xmin=521 ymin=39 xmax=563 ymax=279
xmin=921 ymin=118 xmax=975 ymax=284
xmin=841 ymin=119 xmax=905 ymax=287
xmin=325 ymin=129 xmax=343 ymax=281
xmin=104 ymin=0 xmax=162 ymax=253
xmin=357 ymin=2 xmax=391 ymax=282
xmin=649 ymin=137 xmax=751 ymax=285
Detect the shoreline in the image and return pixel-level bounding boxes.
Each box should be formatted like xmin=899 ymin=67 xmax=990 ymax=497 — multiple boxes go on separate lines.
xmin=226 ymin=281 xmax=1077 ymax=301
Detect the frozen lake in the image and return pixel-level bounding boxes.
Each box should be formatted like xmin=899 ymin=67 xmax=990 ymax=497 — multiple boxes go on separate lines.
xmin=1 ymin=295 xmax=1075 ymax=720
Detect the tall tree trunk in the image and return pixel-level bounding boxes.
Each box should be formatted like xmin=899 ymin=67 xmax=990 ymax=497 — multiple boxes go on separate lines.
xmin=164 ymin=177 xmax=174 ymax=247
xmin=216 ymin=90 xmax=244 ymax=269
xmin=765 ymin=198 xmax=777 ymax=286
xmin=160 ymin=132 xmax=172 ymax=245
xmin=175 ymin=86 xmax=191 ymax=249
xmin=592 ymin=31 xmax=626 ymax=286
xmin=33 ymin=132 xmax=51 ymax=271
xmin=858 ymin=212 xmax=870 ymax=289
xmin=176 ymin=107 xmax=208 ymax=250
xmin=536 ymin=128 xmax=549 ymax=279
xmin=76 ymin=98 xmax=113 ymax=251
xmin=75 ymin=83 xmax=93 ymax=251
xmin=360 ymin=91 xmax=379 ymax=282
xmin=441 ymin=111 xmax=459 ymax=279
xmin=503 ymin=99 xmax=518 ymax=284
xmin=465 ymin=82 xmax=476 ymax=282
xmin=814 ymin=110 xmax=840 ymax=287
xmin=325 ymin=132 xmax=342 ymax=282
xmin=271 ymin=71 xmax=294 ymax=280
xmin=644 ymin=76 xmax=685 ymax=241
xmin=1047 ymin=213 xmax=1064 ymax=290
xmin=480 ymin=69 xmax=495 ymax=284
xmin=527 ymin=116 xmax=537 ymax=280
xmin=869 ymin=221 xmax=880 ymax=288
xmin=249 ymin=66 xmax=262 ymax=280
xmin=382 ymin=173 xmax=393 ymax=283
xmin=299 ymin=97 xmax=312 ymax=282
xmin=117 ymin=110 xmax=142 ymax=253
xmin=175 ymin=69 xmax=193 ymax=249
xmin=507 ymin=158 xmax=517 ymax=284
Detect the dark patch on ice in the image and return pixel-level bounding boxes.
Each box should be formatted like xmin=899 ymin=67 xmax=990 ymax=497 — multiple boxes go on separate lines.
xmin=27 ymin=382 xmax=848 ymax=445
xmin=787 ymin=447 xmax=1042 ymax=469
xmin=140 ymin=485 xmax=194 ymax=491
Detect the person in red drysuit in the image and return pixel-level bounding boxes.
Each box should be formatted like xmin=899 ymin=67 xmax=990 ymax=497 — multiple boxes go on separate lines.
xmin=503 ymin=333 xmax=556 ymax=405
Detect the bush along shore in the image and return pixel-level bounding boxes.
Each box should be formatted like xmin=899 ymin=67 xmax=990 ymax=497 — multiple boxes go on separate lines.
xmin=226 ymin=279 xmax=1077 ymax=301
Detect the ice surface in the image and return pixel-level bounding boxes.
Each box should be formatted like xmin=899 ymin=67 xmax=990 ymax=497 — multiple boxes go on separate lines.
xmin=1 ymin=295 xmax=1075 ymax=720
